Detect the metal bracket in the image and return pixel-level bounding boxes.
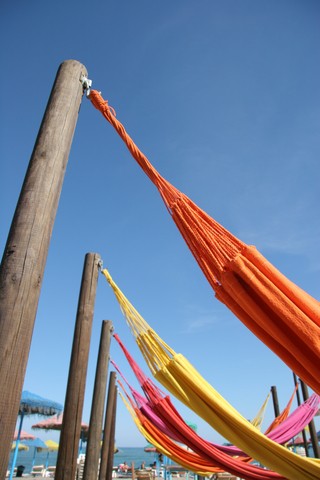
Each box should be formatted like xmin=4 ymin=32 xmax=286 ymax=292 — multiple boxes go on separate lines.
xmin=80 ymin=74 xmax=92 ymax=97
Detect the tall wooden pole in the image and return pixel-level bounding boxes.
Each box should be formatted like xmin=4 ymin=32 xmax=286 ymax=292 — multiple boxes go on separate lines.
xmin=292 ymin=373 xmax=310 ymax=456
xmin=55 ymin=253 xmax=101 ymax=480
xmin=83 ymin=320 xmax=113 ymax=480
xmin=270 ymin=386 xmax=280 ymax=417
xmin=99 ymin=371 xmax=117 ymax=480
xmin=299 ymin=379 xmax=320 ymax=458
xmin=106 ymin=386 xmax=118 ymax=480
xmin=0 ymin=59 xmax=87 ymax=478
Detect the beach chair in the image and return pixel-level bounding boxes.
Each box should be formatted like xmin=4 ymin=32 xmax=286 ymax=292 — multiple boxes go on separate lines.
xmin=135 ymin=469 xmax=153 ymax=480
xmin=45 ymin=466 xmax=56 ymax=477
xmin=6 ymin=468 xmax=17 ymax=477
xmin=76 ymin=459 xmax=85 ymax=480
xmin=31 ymin=464 xmax=45 ymax=477
xmin=213 ymin=473 xmax=239 ymax=480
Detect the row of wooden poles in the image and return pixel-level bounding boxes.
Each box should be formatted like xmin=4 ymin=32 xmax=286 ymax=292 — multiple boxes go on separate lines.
xmin=0 ymin=59 xmax=319 ymax=480
xmin=55 ymin=254 xmax=120 ymax=480
xmin=0 ymin=60 xmax=117 ymax=480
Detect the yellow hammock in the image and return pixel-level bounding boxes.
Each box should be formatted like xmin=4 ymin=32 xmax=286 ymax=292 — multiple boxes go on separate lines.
xmin=102 ymin=268 xmax=320 ymax=480
xmin=251 ymin=392 xmax=270 ymax=430
xmin=118 ymin=386 xmax=286 ymax=478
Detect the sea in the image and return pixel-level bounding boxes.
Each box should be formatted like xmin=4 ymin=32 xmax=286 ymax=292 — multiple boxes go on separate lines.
xmin=8 ymin=444 xmax=319 ymax=475
xmin=8 ymin=447 xmax=158 ymax=475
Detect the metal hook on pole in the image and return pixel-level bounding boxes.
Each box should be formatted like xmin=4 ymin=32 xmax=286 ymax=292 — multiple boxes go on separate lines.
xmin=80 ymin=74 xmax=92 ymax=97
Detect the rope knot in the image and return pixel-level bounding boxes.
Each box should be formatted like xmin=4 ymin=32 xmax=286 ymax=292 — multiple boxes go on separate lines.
xmin=90 ymin=90 xmax=116 ymax=117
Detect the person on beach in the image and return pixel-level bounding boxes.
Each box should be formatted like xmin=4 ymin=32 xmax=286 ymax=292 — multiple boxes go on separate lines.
xmin=119 ymin=462 xmax=128 ymax=473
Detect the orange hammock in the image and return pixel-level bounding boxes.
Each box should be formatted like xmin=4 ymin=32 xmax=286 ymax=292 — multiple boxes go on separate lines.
xmin=90 ymin=90 xmax=320 ymax=394
xmin=264 ymin=384 xmax=298 ymax=435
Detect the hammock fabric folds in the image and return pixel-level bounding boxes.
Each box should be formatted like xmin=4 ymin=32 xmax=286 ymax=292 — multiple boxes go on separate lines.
xmin=102 ymin=268 xmax=320 ymax=480
xmin=90 ymin=90 xmax=320 ymax=395
xmin=118 ymin=381 xmax=283 ymax=480
xmin=111 ymin=339 xmax=319 ymax=457
xmin=114 ymin=357 xmax=319 ymax=480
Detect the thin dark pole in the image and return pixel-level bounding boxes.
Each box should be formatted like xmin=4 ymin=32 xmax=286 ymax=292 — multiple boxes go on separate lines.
xmin=299 ymin=379 xmax=320 ymax=458
xmin=99 ymin=371 xmax=117 ymax=480
xmin=270 ymin=386 xmax=280 ymax=418
xmin=55 ymin=253 xmax=102 ymax=480
xmin=292 ymin=373 xmax=310 ymax=457
xmin=106 ymin=386 xmax=118 ymax=480
xmin=83 ymin=320 xmax=113 ymax=480
xmin=0 ymin=59 xmax=87 ymax=478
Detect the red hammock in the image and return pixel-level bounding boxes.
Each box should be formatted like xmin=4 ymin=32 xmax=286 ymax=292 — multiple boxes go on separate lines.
xmin=90 ymin=90 xmax=320 ymax=395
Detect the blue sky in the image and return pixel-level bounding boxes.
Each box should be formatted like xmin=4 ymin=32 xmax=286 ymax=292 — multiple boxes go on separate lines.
xmin=1 ymin=1 xmax=319 ymax=449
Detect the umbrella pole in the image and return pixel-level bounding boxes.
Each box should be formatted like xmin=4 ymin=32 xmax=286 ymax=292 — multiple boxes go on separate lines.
xmin=9 ymin=412 xmax=24 ymax=480
xmin=46 ymin=451 xmax=50 ymax=470
xmin=32 ymin=447 xmax=37 ymax=469
xmin=79 ymin=434 xmax=83 ymax=455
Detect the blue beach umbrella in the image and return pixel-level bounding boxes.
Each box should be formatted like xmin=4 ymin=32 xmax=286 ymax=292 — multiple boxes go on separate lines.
xmin=21 ymin=437 xmax=47 ymax=469
xmin=40 ymin=440 xmax=59 ymax=468
xmin=10 ymin=391 xmax=62 ymax=480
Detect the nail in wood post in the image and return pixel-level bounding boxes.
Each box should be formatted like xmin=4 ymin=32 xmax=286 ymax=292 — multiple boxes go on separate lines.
xmin=83 ymin=320 xmax=113 ymax=480
xmin=106 ymin=386 xmax=118 ymax=480
xmin=55 ymin=253 xmax=101 ymax=480
xmin=270 ymin=386 xmax=280 ymax=418
xmin=99 ymin=371 xmax=117 ymax=480
xmin=0 ymin=59 xmax=87 ymax=478
xmin=299 ymin=378 xmax=320 ymax=458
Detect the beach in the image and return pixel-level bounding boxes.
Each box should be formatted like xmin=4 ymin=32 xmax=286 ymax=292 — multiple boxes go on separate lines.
xmin=7 ymin=447 xmax=158 ymax=478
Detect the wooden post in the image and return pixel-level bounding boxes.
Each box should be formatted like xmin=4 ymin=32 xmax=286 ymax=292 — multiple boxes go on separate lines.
xmin=270 ymin=386 xmax=280 ymax=417
xmin=106 ymin=386 xmax=118 ymax=480
xmin=0 ymin=59 xmax=87 ymax=478
xmin=299 ymin=379 xmax=320 ymax=458
xmin=83 ymin=320 xmax=113 ymax=480
xmin=99 ymin=371 xmax=117 ymax=480
xmin=55 ymin=253 xmax=101 ymax=480
xmin=292 ymin=373 xmax=310 ymax=456
xmin=131 ymin=462 xmax=135 ymax=480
